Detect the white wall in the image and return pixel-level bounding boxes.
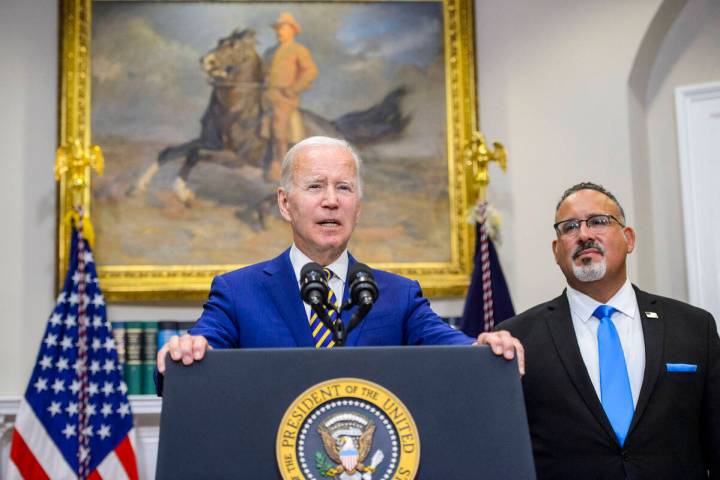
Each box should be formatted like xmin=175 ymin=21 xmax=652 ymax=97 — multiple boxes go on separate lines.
xmin=2 ymin=0 xmax=719 ymax=396
xmin=0 ymin=0 xmax=58 ymax=396
xmin=474 ymin=0 xmax=662 ymax=310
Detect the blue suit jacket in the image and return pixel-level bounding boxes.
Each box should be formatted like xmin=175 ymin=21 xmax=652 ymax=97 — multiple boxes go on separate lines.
xmin=190 ymin=249 xmax=474 ymax=348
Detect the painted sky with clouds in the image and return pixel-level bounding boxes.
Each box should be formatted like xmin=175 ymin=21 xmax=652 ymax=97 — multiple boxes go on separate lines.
xmin=91 ymin=2 xmax=446 ymax=153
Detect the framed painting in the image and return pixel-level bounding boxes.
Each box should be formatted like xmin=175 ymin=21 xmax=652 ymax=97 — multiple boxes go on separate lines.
xmin=57 ymin=0 xmax=480 ymax=300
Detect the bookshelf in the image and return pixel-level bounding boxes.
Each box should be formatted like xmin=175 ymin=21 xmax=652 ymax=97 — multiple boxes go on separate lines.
xmin=112 ymin=320 xmax=196 ymax=396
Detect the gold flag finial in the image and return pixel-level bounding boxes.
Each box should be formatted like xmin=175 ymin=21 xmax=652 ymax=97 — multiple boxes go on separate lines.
xmin=464 ymin=131 xmax=507 ymax=203
xmin=55 ymin=138 xmax=104 ymax=247
xmin=55 ymin=138 xmax=104 ymax=202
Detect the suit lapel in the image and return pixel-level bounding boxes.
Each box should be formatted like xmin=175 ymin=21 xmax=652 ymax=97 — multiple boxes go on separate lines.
xmin=262 ymin=249 xmax=314 ymax=347
xmin=545 ymin=292 xmax=618 ymax=443
xmin=627 ymin=286 xmax=664 ymax=437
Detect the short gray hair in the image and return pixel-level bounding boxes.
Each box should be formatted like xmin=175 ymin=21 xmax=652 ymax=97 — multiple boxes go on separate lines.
xmin=280 ymin=136 xmax=363 ymax=197
xmin=556 ymin=181 xmax=626 ymax=222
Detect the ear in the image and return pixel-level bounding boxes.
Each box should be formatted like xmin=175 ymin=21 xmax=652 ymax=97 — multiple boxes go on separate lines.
xmin=552 ymin=238 xmax=560 ymax=265
xmin=277 ymin=187 xmax=292 ymax=222
xmin=623 ymin=226 xmax=636 ymax=254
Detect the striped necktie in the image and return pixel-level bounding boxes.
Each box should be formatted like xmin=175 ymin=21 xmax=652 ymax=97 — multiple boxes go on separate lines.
xmin=309 ymin=268 xmax=339 ymax=348
xmin=595 ymin=304 xmax=634 ymax=446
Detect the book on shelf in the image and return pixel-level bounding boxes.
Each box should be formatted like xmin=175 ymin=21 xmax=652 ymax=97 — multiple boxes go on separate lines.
xmin=124 ymin=322 xmax=144 ymax=395
xmin=142 ymin=322 xmax=158 ymax=395
xmin=112 ymin=321 xmax=126 ymax=365
xmin=158 ymin=321 xmax=180 ymax=351
xmin=114 ymin=320 xmax=197 ymax=395
xmin=179 ymin=321 xmax=196 ymax=335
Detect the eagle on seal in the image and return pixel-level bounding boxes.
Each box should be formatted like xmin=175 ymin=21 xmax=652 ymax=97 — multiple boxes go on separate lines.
xmin=318 ymin=421 xmax=376 ymax=474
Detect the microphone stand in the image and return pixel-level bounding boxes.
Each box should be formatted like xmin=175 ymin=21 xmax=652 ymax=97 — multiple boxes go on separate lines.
xmin=301 ymin=262 xmax=377 ymax=347
xmin=308 ymin=298 xmax=347 ymax=346
xmin=333 ymin=299 xmax=373 ymax=346
xmin=307 ymin=298 xmax=373 ymax=347
xmin=344 ymin=301 xmax=372 ymax=337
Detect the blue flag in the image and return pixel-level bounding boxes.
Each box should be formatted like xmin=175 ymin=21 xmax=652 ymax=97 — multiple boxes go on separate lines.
xmin=461 ymin=213 xmax=515 ymax=337
xmin=10 ymin=225 xmax=138 ymax=479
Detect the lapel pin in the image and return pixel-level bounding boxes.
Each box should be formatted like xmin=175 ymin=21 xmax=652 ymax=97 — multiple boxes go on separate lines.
xmin=645 ymin=311 xmax=658 ymax=318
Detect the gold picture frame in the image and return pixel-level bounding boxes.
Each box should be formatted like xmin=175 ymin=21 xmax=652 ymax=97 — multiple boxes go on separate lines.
xmin=57 ymin=0 xmax=479 ymax=301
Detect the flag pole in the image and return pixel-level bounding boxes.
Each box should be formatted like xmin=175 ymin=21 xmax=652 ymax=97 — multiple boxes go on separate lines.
xmin=75 ymin=207 xmax=92 ymax=478
xmin=461 ymin=132 xmax=512 ymax=334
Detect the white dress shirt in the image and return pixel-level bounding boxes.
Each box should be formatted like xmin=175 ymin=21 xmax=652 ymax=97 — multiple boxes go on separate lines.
xmin=289 ymin=244 xmax=349 ymax=320
xmin=567 ymin=279 xmax=646 ymax=407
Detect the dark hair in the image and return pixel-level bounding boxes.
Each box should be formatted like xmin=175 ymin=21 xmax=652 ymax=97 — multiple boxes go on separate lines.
xmin=556 ymin=182 xmax=626 ymax=221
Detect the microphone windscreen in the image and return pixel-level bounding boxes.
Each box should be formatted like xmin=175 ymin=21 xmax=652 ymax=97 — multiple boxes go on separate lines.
xmin=348 ymin=262 xmax=373 ymax=280
xmin=300 ymin=262 xmax=324 ymax=278
xmin=300 ymin=262 xmax=329 ymax=306
xmin=348 ymin=262 xmax=379 ymax=305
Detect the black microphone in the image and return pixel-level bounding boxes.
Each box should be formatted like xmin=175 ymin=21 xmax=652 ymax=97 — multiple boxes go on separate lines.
xmin=348 ymin=263 xmax=379 ymax=307
xmin=345 ymin=263 xmax=379 ymax=335
xmin=300 ymin=262 xmax=329 ymax=307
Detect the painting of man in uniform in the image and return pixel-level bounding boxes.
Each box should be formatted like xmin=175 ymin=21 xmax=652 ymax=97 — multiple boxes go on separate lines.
xmin=262 ymin=12 xmax=318 ymax=181
xmin=91 ymin=2 xmax=449 ymax=267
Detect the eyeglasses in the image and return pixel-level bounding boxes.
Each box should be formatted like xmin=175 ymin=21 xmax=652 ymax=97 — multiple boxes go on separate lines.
xmin=553 ymin=214 xmax=624 ymax=237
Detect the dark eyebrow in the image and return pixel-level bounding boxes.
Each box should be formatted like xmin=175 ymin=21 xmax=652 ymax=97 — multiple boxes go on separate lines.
xmin=560 ymin=213 xmax=612 ymax=221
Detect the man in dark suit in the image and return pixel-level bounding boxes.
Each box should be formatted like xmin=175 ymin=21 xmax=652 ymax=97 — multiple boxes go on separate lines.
xmin=157 ymin=136 xmax=523 ymax=375
xmin=502 ymin=182 xmax=719 ymax=479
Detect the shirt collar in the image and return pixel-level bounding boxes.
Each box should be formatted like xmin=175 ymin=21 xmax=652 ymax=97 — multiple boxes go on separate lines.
xmin=566 ymin=278 xmax=637 ymax=322
xmin=289 ymin=244 xmax=349 ymax=284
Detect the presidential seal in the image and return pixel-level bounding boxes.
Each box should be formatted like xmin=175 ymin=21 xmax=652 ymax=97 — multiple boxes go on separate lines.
xmin=277 ymin=378 xmax=420 ymax=480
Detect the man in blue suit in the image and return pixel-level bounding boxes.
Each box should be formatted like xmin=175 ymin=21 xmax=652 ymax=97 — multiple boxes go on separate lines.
xmin=157 ymin=136 xmax=523 ymax=374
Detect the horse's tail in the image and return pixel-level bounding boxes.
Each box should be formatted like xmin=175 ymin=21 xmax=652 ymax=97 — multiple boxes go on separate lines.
xmin=331 ymin=86 xmax=411 ymax=145
xmin=157 ymin=139 xmax=204 ymax=164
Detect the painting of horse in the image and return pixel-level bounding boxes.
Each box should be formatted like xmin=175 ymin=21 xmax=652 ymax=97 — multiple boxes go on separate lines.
xmin=90 ymin=2 xmax=451 ymax=267
xmin=127 ymin=27 xmax=410 ymax=216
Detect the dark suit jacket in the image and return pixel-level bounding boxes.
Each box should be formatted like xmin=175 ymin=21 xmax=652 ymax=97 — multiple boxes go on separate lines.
xmin=190 ymin=249 xmax=474 ymax=348
xmin=501 ymin=286 xmax=719 ymax=480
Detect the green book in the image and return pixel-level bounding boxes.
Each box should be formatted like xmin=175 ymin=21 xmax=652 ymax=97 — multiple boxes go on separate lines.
xmin=142 ymin=322 xmax=159 ymax=395
xmin=124 ymin=322 xmax=143 ymax=395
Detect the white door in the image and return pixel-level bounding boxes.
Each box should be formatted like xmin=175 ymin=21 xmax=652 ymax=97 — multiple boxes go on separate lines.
xmin=675 ymin=81 xmax=720 ymax=329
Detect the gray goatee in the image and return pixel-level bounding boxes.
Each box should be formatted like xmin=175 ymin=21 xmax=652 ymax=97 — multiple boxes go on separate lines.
xmin=571 ymin=240 xmax=606 ymax=282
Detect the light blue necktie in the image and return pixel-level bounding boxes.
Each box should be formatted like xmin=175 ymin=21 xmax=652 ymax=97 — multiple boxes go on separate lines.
xmin=595 ymin=304 xmax=634 ymax=446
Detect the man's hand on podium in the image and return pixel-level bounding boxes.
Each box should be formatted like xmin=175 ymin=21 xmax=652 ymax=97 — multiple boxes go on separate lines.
xmin=157 ymin=334 xmax=212 ymax=374
xmin=475 ymin=330 xmax=525 ymax=376
xmin=155 ymin=331 xmax=525 ymax=377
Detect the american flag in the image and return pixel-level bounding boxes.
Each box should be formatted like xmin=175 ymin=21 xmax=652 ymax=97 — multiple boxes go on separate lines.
xmin=9 ymin=223 xmax=138 ymax=479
